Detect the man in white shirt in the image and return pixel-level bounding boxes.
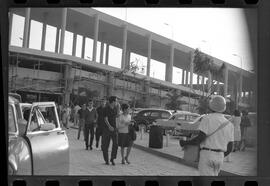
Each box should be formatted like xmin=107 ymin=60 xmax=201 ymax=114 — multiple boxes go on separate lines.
xmin=74 ymin=104 xmax=81 ymax=126
xmin=180 ymin=95 xmax=234 ymax=176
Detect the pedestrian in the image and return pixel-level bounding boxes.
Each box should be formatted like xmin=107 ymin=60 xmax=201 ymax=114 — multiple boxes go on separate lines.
xmin=232 ymin=110 xmax=242 ymax=151
xmin=84 ymin=100 xmax=98 ymax=150
xmin=240 ymin=110 xmax=251 ymax=151
xmin=101 ymin=96 xmax=118 ymax=165
xmin=179 ymin=95 xmax=234 ymax=176
xmin=116 ymin=103 xmax=134 ymax=164
xmin=95 ymin=98 xmax=107 ymax=149
xmin=77 ymin=103 xmax=87 ymax=140
xmin=62 ymin=104 xmax=69 ymax=129
xmin=66 ymin=103 xmax=71 ymax=124
xmin=74 ymin=103 xmax=81 ymax=126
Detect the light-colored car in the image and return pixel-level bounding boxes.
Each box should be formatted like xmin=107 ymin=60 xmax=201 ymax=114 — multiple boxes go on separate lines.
xmin=155 ymin=111 xmax=200 ymax=134
xmin=174 ymin=114 xmax=232 ymax=137
xmin=8 ymin=96 xmax=69 ymax=175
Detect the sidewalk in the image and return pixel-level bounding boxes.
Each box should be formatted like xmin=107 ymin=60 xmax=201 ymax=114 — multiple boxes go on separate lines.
xmin=69 ymin=124 xmax=256 ymax=176
xmin=134 ymin=131 xmax=257 ymax=176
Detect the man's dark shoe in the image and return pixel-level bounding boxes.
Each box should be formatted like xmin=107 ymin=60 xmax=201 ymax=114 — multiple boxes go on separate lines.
xmin=85 ymin=146 xmax=88 ymax=150
xmin=110 ymin=159 xmax=115 ymax=166
xmin=89 ymin=146 xmax=93 ymax=150
xmin=105 ymin=161 xmax=109 ymax=165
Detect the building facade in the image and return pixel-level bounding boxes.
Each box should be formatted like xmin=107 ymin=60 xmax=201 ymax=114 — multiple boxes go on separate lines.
xmin=8 ymin=8 xmax=256 ymax=112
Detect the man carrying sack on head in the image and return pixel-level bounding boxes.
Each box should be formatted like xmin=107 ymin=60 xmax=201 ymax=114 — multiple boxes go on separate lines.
xmin=179 ymin=95 xmax=234 ymax=176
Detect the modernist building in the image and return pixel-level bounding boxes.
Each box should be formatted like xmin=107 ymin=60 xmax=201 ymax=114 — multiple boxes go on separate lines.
xmin=8 ymin=8 xmax=256 ymax=111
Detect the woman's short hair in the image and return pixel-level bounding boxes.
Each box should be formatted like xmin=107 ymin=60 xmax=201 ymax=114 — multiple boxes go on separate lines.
xmin=234 ymin=110 xmax=241 ymax=116
xmin=121 ymin=103 xmax=130 ymax=111
xmin=108 ymin=96 xmax=117 ymax=103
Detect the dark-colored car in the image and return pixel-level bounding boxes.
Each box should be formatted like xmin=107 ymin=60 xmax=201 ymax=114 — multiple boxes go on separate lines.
xmin=8 ymin=96 xmax=69 ymax=175
xmin=133 ymin=108 xmax=172 ymax=130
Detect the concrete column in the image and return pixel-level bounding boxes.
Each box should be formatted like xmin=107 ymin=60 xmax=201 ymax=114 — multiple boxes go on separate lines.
xmin=189 ymin=51 xmax=194 ymax=89
xmin=239 ymin=73 xmax=243 ymax=104
xmin=202 ymin=76 xmax=205 ymax=92
xmin=121 ymin=25 xmax=128 ymax=69
xmin=41 ymin=12 xmax=48 ymax=51
xmin=92 ymin=14 xmax=99 ymax=62
xmin=81 ymin=36 xmax=85 ymax=58
xmin=9 ymin=12 xmax=13 ymax=46
xmin=197 ymin=75 xmax=200 ymax=85
xmin=105 ymin=44 xmax=109 ymax=65
xmin=223 ymin=65 xmax=228 ymax=97
xmin=166 ymin=44 xmax=174 ymax=83
xmin=144 ymin=80 xmax=151 ymax=107
xmin=107 ymin=72 xmax=114 ymax=97
xmin=59 ymin=8 xmax=67 ymax=54
xmin=185 ymin=70 xmax=189 ymax=85
xmin=100 ymin=42 xmax=104 ymax=64
xmin=72 ymin=33 xmax=77 ymax=56
xmin=182 ymin=69 xmax=185 ymax=84
xmin=126 ymin=50 xmax=131 ymax=70
xmin=63 ymin=62 xmax=75 ymax=105
xmin=207 ymin=71 xmax=212 ymax=93
xmin=217 ymin=81 xmax=221 ymax=94
xmin=147 ymin=34 xmax=152 ymax=77
xmin=23 ymin=8 xmax=31 ymax=48
xmin=55 ymin=28 xmax=60 ymax=53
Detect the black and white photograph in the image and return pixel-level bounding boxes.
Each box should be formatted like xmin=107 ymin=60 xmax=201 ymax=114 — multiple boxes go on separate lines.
xmin=8 ymin=7 xmax=257 ymax=176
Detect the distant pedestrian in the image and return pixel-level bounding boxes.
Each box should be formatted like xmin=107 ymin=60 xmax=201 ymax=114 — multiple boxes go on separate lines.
xmin=62 ymin=104 xmax=69 ymax=129
xmin=232 ymin=110 xmax=242 ymax=151
xmin=179 ymin=95 xmax=234 ymax=176
xmin=66 ymin=103 xmax=71 ymax=123
xmin=95 ymin=98 xmax=107 ymax=149
xmin=101 ymin=96 xmax=118 ymax=165
xmin=77 ymin=104 xmax=87 ymax=140
xmin=116 ymin=103 xmax=134 ymax=164
xmin=74 ymin=103 xmax=81 ymax=126
xmin=240 ymin=110 xmax=251 ymax=151
xmin=84 ymin=100 xmax=98 ymax=150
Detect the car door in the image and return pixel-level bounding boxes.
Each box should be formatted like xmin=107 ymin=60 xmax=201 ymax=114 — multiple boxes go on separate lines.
xmin=26 ymin=102 xmax=69 ymax=175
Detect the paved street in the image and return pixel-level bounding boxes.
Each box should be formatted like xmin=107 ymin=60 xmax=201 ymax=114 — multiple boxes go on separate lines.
xmin=66 ymin=128 xmax=199 ymax=176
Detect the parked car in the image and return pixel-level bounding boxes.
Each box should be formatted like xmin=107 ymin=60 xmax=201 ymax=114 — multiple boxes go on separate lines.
xmin=8 ymin=95 xmax=69 ymax=175
xmin=174 ymin=113 xmax=233 ymax=137
xmin=133 ymin=108 xmax=172 ymax=131
xmin=155 ymin=111 xmax=200 ymax=135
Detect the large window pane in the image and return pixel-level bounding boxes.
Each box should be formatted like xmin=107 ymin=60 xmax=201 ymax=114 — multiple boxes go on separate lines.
xmin=10 ymin=14 xmax=25 ymax=47
xmin=44 ymin=24 xmax=57 ymax=52
xmin=29 ymin=20 xmax=43 ymax=50
xmin=63 ymin=31 xmax=73 ymax=55
xmin=130 ymin=52 xmax=147 ymax=75
xmin=84 ymin=37 xmax=93 ymax=60
xmin=172 ymin=67 xmax=182 ymax=84
xmin=108 ymin=45 xmax=122 ymax=68
xmin=150 ymin=59 xmax=165 ymax=80
xmin=76 ymin=34 xmax=83 ymax=58
xmin=96 ymin=41 xmax=101 ymax=63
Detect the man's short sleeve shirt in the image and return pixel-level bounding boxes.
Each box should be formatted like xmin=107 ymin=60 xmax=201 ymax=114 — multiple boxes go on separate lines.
xmin=198 ymin=113 xmax=234 ymax=152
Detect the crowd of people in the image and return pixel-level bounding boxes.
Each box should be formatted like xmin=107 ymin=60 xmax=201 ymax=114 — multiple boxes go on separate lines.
xmin=57 ymin=96 xmax=136 ymax=166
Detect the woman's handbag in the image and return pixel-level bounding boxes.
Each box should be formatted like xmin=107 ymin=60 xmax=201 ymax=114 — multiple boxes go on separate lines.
xmin=183 ymin=120 xmax=231 ymax=163
xmin=128 ymin=125 xmax=137 ymax=141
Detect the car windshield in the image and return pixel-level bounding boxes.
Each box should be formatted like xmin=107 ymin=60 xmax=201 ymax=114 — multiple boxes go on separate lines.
xmin=9 ymin=105 xmax=17 ymax=133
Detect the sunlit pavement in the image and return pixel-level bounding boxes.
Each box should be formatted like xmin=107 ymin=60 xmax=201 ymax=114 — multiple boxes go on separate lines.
xmin=66 ymin=128 xmax=199 ymax=176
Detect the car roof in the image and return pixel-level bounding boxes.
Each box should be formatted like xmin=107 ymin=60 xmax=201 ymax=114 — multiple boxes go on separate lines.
xmin=172 ymin=112 xmax=200 ymax=117
xmin=138 ymin=108 xmax=172 ymax=113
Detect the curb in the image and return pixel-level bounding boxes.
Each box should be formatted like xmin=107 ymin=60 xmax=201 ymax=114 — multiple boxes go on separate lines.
xmin=133 ymin=144 xmax=239 ymax=176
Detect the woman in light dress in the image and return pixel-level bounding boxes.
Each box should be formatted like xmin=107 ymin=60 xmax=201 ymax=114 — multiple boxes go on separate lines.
xmin=116 ymin=103 xmax=133 ymax=164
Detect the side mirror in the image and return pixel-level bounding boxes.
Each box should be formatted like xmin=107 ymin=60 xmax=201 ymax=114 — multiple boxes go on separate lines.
xmin=40 ymin=123 xmax=55 ymax=131
xmin=17 ymin=119 xmax=27 ymax=135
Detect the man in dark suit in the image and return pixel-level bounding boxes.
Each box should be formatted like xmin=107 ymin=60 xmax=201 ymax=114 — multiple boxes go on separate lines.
xmin=84 ymin=100 xmax=98 ymax=150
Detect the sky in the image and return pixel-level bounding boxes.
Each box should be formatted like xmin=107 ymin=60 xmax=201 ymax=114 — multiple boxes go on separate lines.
xmin=95 ymin=8 xmax=256 ymax=72
xmin=10 ymin=8 xmax=256 ymax=83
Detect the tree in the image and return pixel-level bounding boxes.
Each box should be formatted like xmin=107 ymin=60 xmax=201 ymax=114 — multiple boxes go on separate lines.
xmin=165 ymin=89 xmax=186 ymax=110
